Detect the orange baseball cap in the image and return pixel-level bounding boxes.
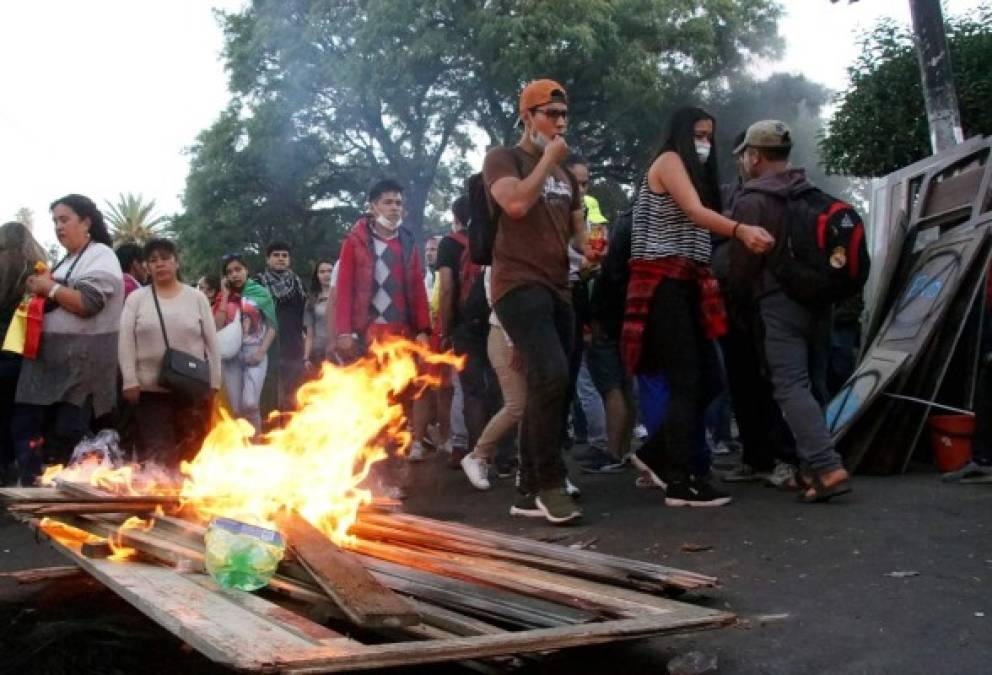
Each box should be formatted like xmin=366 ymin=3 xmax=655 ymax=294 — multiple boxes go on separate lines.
xmin=518 ymin=79 xmax=568 ymax=117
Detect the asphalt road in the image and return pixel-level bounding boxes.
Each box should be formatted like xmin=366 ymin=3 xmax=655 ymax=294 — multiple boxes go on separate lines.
xmin=2 ymin=450 xmax=990 ymax=674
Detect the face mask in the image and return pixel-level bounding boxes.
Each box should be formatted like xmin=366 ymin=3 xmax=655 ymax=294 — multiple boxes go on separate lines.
xmin=530 ymin=130 xmax=551 ymax=150
xmin=375 ymin=214 xmax=401 ymax=232
xmin=695 ymin=141 xmax=711 ymax=163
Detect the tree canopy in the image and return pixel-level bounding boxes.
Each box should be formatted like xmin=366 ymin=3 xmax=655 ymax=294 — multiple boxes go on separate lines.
xmin=105 ymin=193 xmax=171 ymax=245
xmin=176 ymin=0 xmax=784 ymax=276
xmin=820 ymin=4 xmax=992 ymax=177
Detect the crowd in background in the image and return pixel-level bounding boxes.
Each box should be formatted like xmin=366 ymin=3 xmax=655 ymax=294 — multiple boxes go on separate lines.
xmin=2 ymin=78 xmax=989 ymax=525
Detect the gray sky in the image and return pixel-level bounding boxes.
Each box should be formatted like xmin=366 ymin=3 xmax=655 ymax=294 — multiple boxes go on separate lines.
xmin=0 ymin=0 xmax=985 ymax=249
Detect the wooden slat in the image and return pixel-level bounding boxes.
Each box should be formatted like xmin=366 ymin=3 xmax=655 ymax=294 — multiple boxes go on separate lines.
xmin=276 ymin=510 xmax=419 ymax=629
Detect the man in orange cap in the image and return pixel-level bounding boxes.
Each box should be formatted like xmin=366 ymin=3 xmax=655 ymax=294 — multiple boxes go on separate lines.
xmin=482 ymin=79 xmax=586 ymax=524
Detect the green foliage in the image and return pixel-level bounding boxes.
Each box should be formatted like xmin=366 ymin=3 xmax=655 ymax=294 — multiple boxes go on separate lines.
xmin=105 ymin=193 xmax=171 ymax=245
xmin=177 ymin=0 xmax=784 ymax=260
xmin=820 ymin=4 xmax=992 ymax=177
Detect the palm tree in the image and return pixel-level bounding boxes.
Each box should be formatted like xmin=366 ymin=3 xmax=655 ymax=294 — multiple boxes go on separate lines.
xmin=104 ymin=193 xmax=171 ymax=244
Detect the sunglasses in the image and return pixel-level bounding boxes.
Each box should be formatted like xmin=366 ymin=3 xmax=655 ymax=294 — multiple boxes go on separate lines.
xmin=532 ymin=107 xmax=569 ymax=121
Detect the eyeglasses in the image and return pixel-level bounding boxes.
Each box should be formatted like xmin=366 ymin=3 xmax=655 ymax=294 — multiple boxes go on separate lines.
xmin=532 ymin=107 xmax=569 ymax=121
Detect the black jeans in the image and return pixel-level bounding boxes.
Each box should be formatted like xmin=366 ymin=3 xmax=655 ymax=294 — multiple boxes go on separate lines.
xmin=721 ymin=296 xmax=796 ymax=471
xmin=637 ymin=279 xmax=719 ymax=484
xmin=452 ymin=324 xmax=500 ymax=453
xmin=495 ymin=284 xmax=573 ymax=493
xmin=0 ymin=355 xmax=21 ymax=483
xmin=134 ymin=391 xmax=210 ymax=467
xmin=973 ymin=356 xmax=992 ymax=466
xmin=12 ymin=401 xmax=91 ymax=486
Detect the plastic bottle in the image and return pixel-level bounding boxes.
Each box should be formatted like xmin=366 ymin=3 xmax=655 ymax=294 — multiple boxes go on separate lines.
xmin=204 ymin=517 xmax=285 ymax=591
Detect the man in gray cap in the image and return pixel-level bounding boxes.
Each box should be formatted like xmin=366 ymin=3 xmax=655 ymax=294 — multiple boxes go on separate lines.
xmin=727 ymin=120 xmax=851 ymax=502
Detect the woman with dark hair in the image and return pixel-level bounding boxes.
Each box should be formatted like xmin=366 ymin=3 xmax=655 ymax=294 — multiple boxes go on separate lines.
xmin=118 ymin=239 xmax=220 ymax=466
xmin=213 ymin=254 xmax=277 ymax=432
xmin=197 ymin=275 xmax=220 ymax=305
xmin=303 ymin=258 xmax=334 ymax=371
xmin=624 ymin=107 xmax=774 ymax=507
xmin=12 ymin=194 xmax=124 ymax=484
xmin=0 ymin=222 xmax=48 ymax=484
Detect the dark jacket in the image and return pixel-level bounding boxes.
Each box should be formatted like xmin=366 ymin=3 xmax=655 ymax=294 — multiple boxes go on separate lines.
xmin=728 ymin=167 xmax=813 ymax=300
xmin=589 ymin=208 xmax=633 ymax=340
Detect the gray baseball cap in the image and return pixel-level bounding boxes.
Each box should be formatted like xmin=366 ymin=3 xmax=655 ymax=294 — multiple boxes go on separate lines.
xmin=733 ymin=120 xmax=793 ymax=154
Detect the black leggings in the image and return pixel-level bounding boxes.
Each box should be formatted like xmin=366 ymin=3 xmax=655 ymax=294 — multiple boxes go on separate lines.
xmin=637 ymin=279 xmax=718 ymax=483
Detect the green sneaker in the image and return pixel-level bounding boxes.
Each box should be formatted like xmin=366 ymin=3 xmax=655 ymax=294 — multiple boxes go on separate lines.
xmin=509 ymin=493 xmax=543 ymax=518
xmin=535 ymin=488 xmax=582 ymax=525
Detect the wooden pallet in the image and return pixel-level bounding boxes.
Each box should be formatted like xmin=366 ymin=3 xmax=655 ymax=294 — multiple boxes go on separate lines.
xmin=2 ymin=487 xmax=734 ymax=673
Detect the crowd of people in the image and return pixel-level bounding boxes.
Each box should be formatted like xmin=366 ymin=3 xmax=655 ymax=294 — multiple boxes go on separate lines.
xmin=2 ymin=79 xmax=989 ymax=524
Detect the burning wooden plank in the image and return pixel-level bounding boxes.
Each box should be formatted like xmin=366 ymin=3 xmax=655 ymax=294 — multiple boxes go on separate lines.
xmin=275 ymin=509 xmax=419 ymax=629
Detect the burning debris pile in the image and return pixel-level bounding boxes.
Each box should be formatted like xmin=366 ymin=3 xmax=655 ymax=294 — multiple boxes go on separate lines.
xmin=1 ymin=338 xmax=731 ymax=672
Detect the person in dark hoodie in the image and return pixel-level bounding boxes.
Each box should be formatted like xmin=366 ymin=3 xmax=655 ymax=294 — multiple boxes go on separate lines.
xmin=728 ymin=120 xmax=851 ymax=502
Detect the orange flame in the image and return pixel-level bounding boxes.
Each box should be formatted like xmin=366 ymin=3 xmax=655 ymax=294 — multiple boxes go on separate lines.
xmin=107 ymin=516 xmax=155 ymax=562
xmin=179 ymin=337 xmax=460 ymax=542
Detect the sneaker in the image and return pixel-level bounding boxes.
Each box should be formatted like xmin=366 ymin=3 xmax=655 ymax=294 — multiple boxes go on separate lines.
xmin=448 ymin=446 xmax=468 ymax=469
xmin=631 ymin=453 xmax=667 ymax=489
xmin=509 ymin=493 xmax=544 ymax=518
xmin=710 ymin=440 xmax=734 ymax=456
xmin=565 ymin=477 xmax=581 ymax=498
xmin=664 ymin=479 xmax=732 ymax=507
xmin=634 ymin=424 xmax=649 ymax=441
xmin=721 ymin=463 xmax=769 ymax=483
xmin=763 ymin=461 xmax=796 ymax=488
xmin=535 ymin=488 xmax=583 ymax=524
xmin=495 ymin=457 xmax=517 ymax=479
xmin=942 ymin=461 xmax=992 ymax=483
xmin=426 ymin=424 xmax=446 ymax=449
xmin=578 ymin=448 xmax=628 ymax=474
xmin=407 ymin=440 xmax=427 ymax=462
xmin=460 ymin=453 xmax=491 ymax=490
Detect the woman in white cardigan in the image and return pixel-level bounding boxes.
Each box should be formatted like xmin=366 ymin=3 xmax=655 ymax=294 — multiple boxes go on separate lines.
xmin=118 ymin=239 xmax=220 ymax=466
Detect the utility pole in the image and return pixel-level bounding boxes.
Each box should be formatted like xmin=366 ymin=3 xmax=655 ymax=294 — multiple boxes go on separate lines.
xmin=907 ymin=0 xmax=963 ymax=153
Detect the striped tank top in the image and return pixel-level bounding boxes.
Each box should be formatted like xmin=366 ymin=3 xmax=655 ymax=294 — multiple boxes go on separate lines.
xmin=631 ymin=174 xmax=711 ymax=264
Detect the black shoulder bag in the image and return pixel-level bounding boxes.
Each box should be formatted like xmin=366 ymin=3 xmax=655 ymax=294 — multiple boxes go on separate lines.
xmin=151 ymin=286 xmax=211 ymax=401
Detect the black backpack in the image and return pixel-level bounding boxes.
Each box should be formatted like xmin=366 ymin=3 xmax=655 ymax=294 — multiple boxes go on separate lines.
xmin=466 ymin=148 xmax=524 ymax=265
xmin=770 ymin=187 xmax=870 ymax=305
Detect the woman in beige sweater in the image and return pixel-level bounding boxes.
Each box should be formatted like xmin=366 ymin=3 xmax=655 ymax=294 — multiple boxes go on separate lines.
xmin=118 ymin=239 xmax=220 ymax=466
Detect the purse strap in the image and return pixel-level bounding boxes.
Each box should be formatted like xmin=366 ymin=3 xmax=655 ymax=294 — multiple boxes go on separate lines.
xmin=150 ymin=285 xmax=171 ymax=350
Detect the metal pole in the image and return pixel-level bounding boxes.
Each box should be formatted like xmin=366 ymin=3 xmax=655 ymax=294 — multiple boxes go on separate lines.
xmin=908 ymin=0 xmax=964 ymax=153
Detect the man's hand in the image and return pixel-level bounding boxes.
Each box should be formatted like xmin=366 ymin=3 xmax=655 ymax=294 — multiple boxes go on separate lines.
xmin=737 ymin=224 xmax=775 ymax=255
xmin=335 ymin=334 xmax=355 ymax=359
xmin=243 ymin=348 xmax=266 ymax=367
xmin=122 ymin=387 xmax=140 ymax=405
xmin=544 ymin=135 xmax=569 ymax=166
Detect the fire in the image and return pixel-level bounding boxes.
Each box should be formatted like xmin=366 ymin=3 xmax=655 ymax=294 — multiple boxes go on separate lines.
xmin=39 ymin=517 xmax=106 ymax=548
xmin=107 ymin=516 xmax=156 ymax=562
xmin=179 ymin=337 xmax=461 ymax=542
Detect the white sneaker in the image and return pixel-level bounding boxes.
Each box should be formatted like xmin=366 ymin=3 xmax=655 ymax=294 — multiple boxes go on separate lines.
xmin=407 ymin=440 xmax=426 ymax=462
xmin=565 ymin=477 xmax=581 ymax=498
xmin=634 ymin=424 xmax=649 ymax=441
xmin=460 ymin=453 xmax=491 ymax=490
xmin=764 ymin=461 xmax=795 ymax=488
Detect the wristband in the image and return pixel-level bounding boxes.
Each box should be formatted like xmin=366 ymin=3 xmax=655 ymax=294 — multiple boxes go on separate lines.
xmin=48 ymin=283 xmax=61 ymax=299
xmin=732 ymin=222 xmax=742 ymax=240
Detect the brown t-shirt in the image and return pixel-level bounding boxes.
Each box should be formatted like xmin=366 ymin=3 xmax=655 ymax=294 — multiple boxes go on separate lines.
xmin=483 ymin=146 xmax=581 ymax=305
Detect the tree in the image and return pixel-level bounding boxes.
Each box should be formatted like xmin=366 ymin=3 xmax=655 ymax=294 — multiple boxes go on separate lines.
xmin=13 ymin=207 xmax=34 ymax=231
xmin=105 ymin=193 xmax=172 ymax=244
xmin=179 ymin=0 xmax=783 ymax=253
xmin=820 ymin=4 xmax=992 ymax=177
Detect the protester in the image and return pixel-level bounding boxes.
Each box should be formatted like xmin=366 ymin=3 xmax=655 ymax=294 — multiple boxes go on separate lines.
xmin=484 ymin=79 xmax=585 ymax=524
xmin=213 ymin=254 xmax=277 ymax=433
xmin=714 ymin=131 xmax=797 ymax=486
xmin=115 ymin=243 xmax=148 ymax=298
xmin=255 ymin=241 xmax=307 ymax=411
xmin=728 ymin=119 xmax=851 ymax=502
xmin=438 ymin=195 xmax=501 ymax=472
xmin=334 ymin=178 xmax=431 ymax=493
xmin=461 ymin=267 xmax=523 ymax=491
xmin=118 ymin=238 xmax=219 ymax=466
xmin=0 ymin=222 xmax=48 ymax=485
xmin=624 ymin=107 xmax=774 ymax=507
xmin=563 ymin=156 xmax=616 ymax=473
xmin=12 ymin=195 xmax=124 ymax=484
xmin=304 ymin=258 xmax=334 ymax=372
xmin=425 ymin=236 xmax=440 ymax=296
xmin=197 ymin=274 xmax=221 ymax=306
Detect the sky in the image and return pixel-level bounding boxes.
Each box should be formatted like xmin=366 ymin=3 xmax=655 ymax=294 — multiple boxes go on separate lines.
xmin=0 ymin=0 xmax=986 ymax=249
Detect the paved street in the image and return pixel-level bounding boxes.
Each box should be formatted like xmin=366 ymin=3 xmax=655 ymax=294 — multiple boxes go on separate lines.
xmin=2 ymin=450 xmax=990 ymax=674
